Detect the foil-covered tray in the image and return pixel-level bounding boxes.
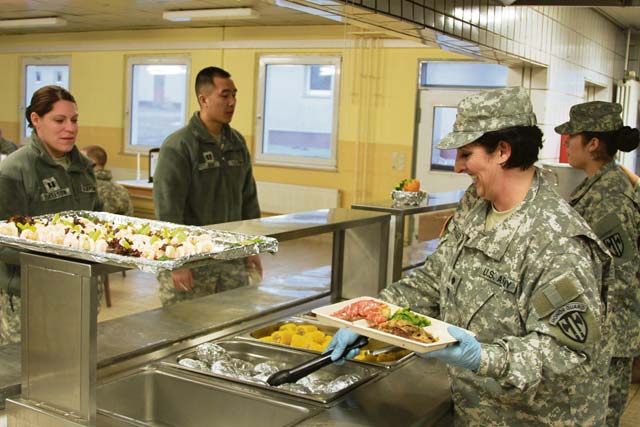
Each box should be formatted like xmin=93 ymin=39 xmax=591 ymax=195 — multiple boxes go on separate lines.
xmin=0 ymin=210 xmax=278 ymax=274
xmin=162 ymin=340 xmax=381 ymax=404
xmin=391 ymin=190 xmax=427 ymax=206
xmin=241 ymin=316 xmax=413 ymax=368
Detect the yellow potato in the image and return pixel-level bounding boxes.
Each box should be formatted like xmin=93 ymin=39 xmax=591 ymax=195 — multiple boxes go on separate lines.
xmin=259 ymin=336 xmax=274 ymax=343
xmin=296 ymin=325 xmax=318 ymax=335
xmin=271 ymin=330 xmax=293 ymax=345
xmin=290 ymin=334 xmax=312 ymax=349
xmin=279 ymin=323 xmax=297 ymax=332
xmin=308 ymin=330 xmax=326 ymax=344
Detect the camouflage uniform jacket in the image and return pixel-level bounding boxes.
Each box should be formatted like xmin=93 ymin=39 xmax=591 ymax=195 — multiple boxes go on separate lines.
xmin=153 ymin=112 xmax=260 ymax=226
xmin=95 ymin=169 xmax=134 ymax=216
xmin=380 ymin=171 xmax=612 ymax=427
xmin=569 ymin=161 xmax=640 ymax=357
xmin=0 ymin=137 xmax=18 ymax=155
xmin=0 ymin=133 xmax=100 ymax=296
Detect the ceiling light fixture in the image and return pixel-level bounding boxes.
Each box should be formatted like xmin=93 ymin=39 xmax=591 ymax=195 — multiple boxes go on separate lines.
xmin=0 ymin=17 xmax=67 ymax=29
xmin=162 ymin=8 xmax=260 ymax=22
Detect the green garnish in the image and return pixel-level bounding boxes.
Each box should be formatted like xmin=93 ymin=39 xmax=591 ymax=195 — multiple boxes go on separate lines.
xmin=120 ymin=239 xmax=131 ymax=249
xmin=150 ymin=235 xmax=159 ymax=245
xmin=157 ymin=256 xmax=171 ymax=261
xmin=52 ymin=213 xmax=60 ymax=224
xmin=390 ymin=307 xmax=431 ymax=327
xmin=87 ymin=229 xmax=102 ymax=241
xmin=136 ymin=224 xmax=151 ymax=235
xmin=16 ymin=222 xmax=36 ymax=233
xmin=394 ymin=179 xmax=408 ymax=191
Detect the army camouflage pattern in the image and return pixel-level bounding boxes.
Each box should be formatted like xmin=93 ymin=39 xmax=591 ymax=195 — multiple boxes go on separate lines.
xmin=436 ymin=87 xmax=537 ymax=150
xmin=153 ymin=112 xmax=261 ymax=226
xmin=0 ymin=275 xmax=104 ymax=345
xmin=95 ymin=169 xmax=134 ymax=216
xmin=0 ymin=137 xmax=18 ymax=155
xmin=157 ymin=259 xmax=249 ymax=306
xmin=606 ymin=357 xmax=633 ymax=427
xmin=0 ymin=133 xmax=101 ymax=296
xmin=380 ymin=170 xmax=613 ymax=427
xmin=569 ymin=161 xmax=640 ymax=357
xmin=555 ymin=101 xmax=624 ymax=135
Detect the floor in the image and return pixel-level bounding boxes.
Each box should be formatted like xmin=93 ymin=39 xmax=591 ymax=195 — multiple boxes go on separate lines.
xmin=1 ymin=235 xmax=639 ymax=425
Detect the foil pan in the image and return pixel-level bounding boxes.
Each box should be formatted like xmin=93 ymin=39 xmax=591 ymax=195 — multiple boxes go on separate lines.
xmin=164 ymin=339 xmax=381 ymax=404
xmin=0 ymin=210 xmax=278 ymax=274
xmin=390 ymin=190 xmax=427 ymax=207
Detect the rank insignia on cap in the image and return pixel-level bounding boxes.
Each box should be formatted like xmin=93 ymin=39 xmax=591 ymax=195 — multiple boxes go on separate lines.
xmin=550 ymin=302 xmax=588 ymax=343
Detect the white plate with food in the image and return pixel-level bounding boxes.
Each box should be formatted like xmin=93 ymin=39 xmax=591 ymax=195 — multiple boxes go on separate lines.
xmin=312 ymin=297 xmax=471 ymax=353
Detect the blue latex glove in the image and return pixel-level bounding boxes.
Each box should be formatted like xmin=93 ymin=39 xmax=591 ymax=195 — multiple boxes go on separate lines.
xmin=421 ymin=326 xmax=481 ymax=372
xmin=326 ymin=328 xmax=361 ymax=364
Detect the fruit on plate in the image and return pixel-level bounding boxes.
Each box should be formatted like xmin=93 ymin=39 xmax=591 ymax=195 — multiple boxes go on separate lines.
xmin=394 ymin=178 xmax=421 ymax=192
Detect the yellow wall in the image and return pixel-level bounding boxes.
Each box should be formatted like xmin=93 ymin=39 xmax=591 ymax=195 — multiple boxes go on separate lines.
xmin=0 ymin=26 xmax=464 ymax=208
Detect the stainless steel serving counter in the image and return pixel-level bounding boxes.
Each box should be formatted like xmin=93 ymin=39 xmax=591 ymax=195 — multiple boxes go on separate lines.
xmin=352 ymin=191 xmax=463 ymax=282
xmin=1 ymin=207 xmax=454 ymax=426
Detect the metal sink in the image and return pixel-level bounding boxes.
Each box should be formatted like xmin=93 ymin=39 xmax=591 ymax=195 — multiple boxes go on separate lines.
xmin=97 ymin=367 xmax=313 ymax=427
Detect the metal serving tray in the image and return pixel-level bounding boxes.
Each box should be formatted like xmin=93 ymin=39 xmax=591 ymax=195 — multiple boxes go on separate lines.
xmin=162 ymin=340 xmax=382 ymax=404
xmin=0 ymin=210 xmax=277 ymax=273
xmin=243 ymin=316 xmax=414 ymax=368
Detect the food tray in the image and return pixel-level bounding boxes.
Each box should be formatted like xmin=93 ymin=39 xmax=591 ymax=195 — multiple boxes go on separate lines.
xmin=312 ymin=296 xmax=471 ymax=353
xmin=243 ymin=316 xmax=413 ymax=367
xmin=0 ymin=210 xmax=278 ymax=274
xmin=163 ymin=339 xmax=381 ymax=404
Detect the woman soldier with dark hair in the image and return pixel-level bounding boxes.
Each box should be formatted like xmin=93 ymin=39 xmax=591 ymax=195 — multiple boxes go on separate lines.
xmin=0 ymin=85 xmax=101 ymax=345
xmin=556 ymin=102 xmax=640 ymax=427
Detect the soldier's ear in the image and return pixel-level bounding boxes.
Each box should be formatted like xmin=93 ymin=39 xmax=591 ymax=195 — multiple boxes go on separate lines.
xmin=585 ymin=137 xmax=600 ymax=153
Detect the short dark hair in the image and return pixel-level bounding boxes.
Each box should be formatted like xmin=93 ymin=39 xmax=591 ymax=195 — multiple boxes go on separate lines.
xmin=26 ymin=85 xmax=76 ymax=129
xmin=82 ymin=145 xmax=107 ymax=167
xmin=195 ymin=67 xmax=231 ymax=96
xmin=581 ymin=126 xmax=640 ymax=161
xmin=474 ymin=125 xmax=543 ymax=170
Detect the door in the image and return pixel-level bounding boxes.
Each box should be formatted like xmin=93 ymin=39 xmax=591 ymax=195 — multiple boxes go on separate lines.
xmin=414 ymin=89 xmax=474 ymax=193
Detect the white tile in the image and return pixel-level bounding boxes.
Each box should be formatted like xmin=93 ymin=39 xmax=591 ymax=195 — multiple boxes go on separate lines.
xmin=531 ymin=67 xmax=549 ymax=89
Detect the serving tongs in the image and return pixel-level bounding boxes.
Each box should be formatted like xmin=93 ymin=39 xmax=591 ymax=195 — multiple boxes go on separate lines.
xmin=267 ymin=335 xmax=369 ymax=387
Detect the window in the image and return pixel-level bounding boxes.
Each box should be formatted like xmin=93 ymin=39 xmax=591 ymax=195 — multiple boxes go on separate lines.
xmin=255 ymin=55 xmax=341 ymax=169
xmin=124 ymin=56 xmax=190 ymax=153
xmin=21 ymin=56 xmax=71 ymax=140
xmin=418 ymin=61 xmax=509 ymax=171
xmin=420 ymin=62 xmax=508 ymax=88
xmin=430 ymin=106 xmax=458 ymax=171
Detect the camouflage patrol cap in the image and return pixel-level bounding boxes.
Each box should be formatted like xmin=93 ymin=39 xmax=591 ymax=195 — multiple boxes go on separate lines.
xmin=436 ymin=86 xmax=537 ymax=150
xmin=554 ymin=101 xmax=623 ymax=135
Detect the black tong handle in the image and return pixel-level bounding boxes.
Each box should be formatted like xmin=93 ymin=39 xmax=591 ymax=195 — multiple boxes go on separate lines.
xmin=266 ymin=335 xmax=369 ymax=387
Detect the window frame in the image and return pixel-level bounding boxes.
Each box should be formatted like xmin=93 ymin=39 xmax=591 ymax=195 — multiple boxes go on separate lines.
xmin=20 ymin=56 xmax=71 ymax=143
xmin=123 ymin=55 xmax=191 ymax=154
xmin=254 ymin=55 xmax=341 ymax=170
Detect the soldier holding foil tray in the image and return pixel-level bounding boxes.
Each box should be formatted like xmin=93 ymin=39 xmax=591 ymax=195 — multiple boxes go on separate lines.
xmin=153 ymin=66 xmax=262 ymax=306
xmin=0 ymin=86 xmax=102 ymax=345
xmin=555 ymin=101 xmax=640 ymax=427
xmin=328 ymin=87 xmax=613 ymax=426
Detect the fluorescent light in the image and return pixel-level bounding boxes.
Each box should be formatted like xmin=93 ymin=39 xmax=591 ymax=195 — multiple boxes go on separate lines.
xmin=0 ymin=17 xmax=67 ymax=29
xmin=163 ymin=8 xmax=260 ymax=22
xmin=274 ymin=0 xmax=343 ymax=22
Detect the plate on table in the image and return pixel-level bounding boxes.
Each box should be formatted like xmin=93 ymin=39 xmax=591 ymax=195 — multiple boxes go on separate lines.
xmin=312 ymin=296 xmax=472 ymax=353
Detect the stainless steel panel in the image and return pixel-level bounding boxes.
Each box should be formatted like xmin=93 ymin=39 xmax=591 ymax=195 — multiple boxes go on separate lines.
xmin=342 ymin=221 xmax=388 ymax=298
xmin=165 ymin=340 xmax=381 ymax=404
xmin=21 ymin=252 xmax=97 ymax=423
xmin=97 ymin=367 xmax=313 ymax=427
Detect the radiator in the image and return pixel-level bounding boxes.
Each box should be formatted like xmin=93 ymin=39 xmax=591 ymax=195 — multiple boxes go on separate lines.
xmin=256 ymin=182 xmax=340 ymax=214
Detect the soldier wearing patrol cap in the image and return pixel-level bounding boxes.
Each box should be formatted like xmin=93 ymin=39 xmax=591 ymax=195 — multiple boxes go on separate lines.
xmin=328 ymin=87 xmax=614 ymax=426
xmin=556 ymin=101 xmax=640 ymax=427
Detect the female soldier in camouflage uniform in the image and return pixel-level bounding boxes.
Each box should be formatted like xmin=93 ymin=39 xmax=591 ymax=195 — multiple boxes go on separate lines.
xmin=0 ymin=85 xmax=101 ymax=345
xmin=555 ymin=102 xmax=640 ymax=427
xmin=329 ymin=87 xmax=613 ymax=426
